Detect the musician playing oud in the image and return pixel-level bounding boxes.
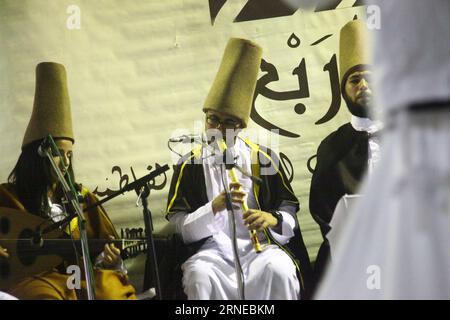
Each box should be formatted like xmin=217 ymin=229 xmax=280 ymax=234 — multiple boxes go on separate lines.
xmin=166 ymin=38 xmax=313 ymax=300
xmin=0 ymin=62 xmax=136 ymax=300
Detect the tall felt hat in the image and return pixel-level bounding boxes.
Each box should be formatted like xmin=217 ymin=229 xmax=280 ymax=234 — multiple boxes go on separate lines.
xmin=22 ymin=62 xmax=74 ymax=148
xmin=339 ymin=19 xmax=372 ymax=86
xmin=203 ymin=38 xmax=263 ymax=128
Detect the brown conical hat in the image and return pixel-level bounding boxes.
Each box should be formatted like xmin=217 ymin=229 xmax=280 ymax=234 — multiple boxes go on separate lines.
xmin=339 ymin=19 xmax=372 ymax=85
xmin=22 ymin=62 xmax=74 ymax=148
xmin=203 ymin=38 xmax=262 ymax=128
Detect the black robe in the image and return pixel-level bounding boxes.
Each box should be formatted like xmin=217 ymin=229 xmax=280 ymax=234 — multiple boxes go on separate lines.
xmin=309 ymin=122 xmax=371 ymax=289
xmin=164 ymin=139 xmax=313 ymax=299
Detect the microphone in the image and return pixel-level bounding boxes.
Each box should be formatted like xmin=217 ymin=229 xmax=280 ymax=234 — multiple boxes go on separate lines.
xmin=38 ymin=136 xmax=52 ymax=157
xmin=169 ymin=135 xmax=200 ymax=143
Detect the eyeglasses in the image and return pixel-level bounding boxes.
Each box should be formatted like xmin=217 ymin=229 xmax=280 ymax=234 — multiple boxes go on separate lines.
xmin=206 ymin=115 xmax=241 ymax=129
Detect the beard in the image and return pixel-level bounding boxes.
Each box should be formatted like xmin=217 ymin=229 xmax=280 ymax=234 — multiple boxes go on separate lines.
xmin=343 ymin=91 xmax=373 ymax=119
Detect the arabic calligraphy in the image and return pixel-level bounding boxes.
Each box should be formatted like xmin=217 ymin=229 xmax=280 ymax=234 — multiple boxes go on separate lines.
xmin=209 ymin=0 xmax=364 ymax=25
xmin=93 ymin=163 xmax=168 ymax=198
xmin=251 ymin=34 xmax=342 ymax=138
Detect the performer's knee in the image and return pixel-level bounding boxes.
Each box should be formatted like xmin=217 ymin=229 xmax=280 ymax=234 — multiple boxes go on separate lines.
xmin=264 ymin=258 xmax=297 ymax=282
xmin=182 ymin=261 xmax=214 ymax=295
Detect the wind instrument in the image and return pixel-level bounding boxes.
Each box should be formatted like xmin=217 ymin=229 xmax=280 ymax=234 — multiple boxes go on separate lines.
xmin=217 ymin=139 xmax=262 ymax=253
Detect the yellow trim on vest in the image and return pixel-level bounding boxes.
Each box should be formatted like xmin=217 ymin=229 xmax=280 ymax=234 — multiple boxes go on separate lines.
xmin=268 ymin=233 xmax=304 ymax=289
xmin=263 ymin=229 xmax=271 ymax=245
xmin=242 ymin=138 xmax=260 ymax=204
xmin=246 ymin=139 xmax=297 ymax=203
xmin=242 ymin=138 xmax=303 ymax=289
xmin=250 ymin=148 xmax=262 ymax=210
xmin=166 ymin=153 xmax=197 ymax=214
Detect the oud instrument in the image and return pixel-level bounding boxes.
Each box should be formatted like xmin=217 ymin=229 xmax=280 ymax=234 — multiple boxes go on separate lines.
xmin=0 ymin=206 xmax=164 ymax=291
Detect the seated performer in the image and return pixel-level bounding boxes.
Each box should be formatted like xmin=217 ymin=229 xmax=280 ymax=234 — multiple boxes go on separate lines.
xmin=0 ymin=62 xmax=136 ymax=300
xmin=309 ymin=19 xmax=382 ymax=287
xmin=166 ymin=38 xmax=312 ymax=300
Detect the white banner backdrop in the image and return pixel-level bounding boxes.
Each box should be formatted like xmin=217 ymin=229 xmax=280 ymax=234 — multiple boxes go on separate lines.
xmin=0 ymin=0 xmax=367 ymax=289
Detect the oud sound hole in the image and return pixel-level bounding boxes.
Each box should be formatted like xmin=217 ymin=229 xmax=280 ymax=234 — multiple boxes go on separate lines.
xmin=17 ymin=229 xmax=38 ymax=266
xmin=0 ymin=217 xmax=9 ymax=234
xmin=0 ymin=260 xmax=10 ymax=279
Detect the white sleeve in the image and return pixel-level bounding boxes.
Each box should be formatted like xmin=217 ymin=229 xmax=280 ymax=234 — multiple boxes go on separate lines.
xmin=168 ymin=201 xmax=225 ymax=244
xmin=268 ymin=210 xmax=296 ymax=245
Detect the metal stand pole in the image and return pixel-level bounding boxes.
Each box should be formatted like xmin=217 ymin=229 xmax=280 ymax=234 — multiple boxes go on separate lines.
xmin=139 ymin=186 xmax=162 ymax=300
xmin=42 ymin=136 xmax=95 ymax=300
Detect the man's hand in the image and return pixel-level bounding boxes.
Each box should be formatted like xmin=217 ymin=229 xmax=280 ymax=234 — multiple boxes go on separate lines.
xmin=243 ymin=209 xmax=278 ymax=232
xmin=212 ymin=182 xmax=246 ymax=214
xmin=0 ymin=245 xmax=9 ymax=258
xmin=101 ymin=236 xmax=121 ymax=269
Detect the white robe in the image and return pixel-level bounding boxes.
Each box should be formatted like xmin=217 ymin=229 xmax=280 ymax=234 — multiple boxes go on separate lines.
xmin=350 ymin=115 xmax=383 ymax=174
xmin=316 ymin=110 xmax=450 ymax=299
xmin=169 ymin=138 xmax=300 ymax=300
xmin=316 ymin=0 xmax=450 ymax=299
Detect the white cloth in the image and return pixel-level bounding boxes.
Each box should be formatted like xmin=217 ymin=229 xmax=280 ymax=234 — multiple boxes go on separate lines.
xmin=169 ymin=138 xmax=300 ymax=299
xmin=182 ymin=246 xmax=299 ymax=300
xmin=370 ymin=0 xmax=450 ymax=113
xmin=326 ymin=194 xmax=361 ymax=260
xmin=316 ymin=109 xmax=450 ymax=299
xmin=0 ymin=291 xmax=18 ymax=300
xmin=47 ymin=200 xmax=68 ymax=223
xmin=351 ymin=115 xmax=383 ymax=173
xmin=316 ymin=1 xmax=450 ymax=299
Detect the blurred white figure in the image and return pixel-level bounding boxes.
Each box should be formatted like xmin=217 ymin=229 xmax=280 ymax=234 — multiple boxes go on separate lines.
xmin=0 ymin=291 xmax=18 ymax=300
xmin=314 ymin=0 xmax=450 ymax=299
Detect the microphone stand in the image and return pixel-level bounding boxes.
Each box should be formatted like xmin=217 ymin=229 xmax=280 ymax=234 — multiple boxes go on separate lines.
xmin=39 ymin=135 xmax=169 ymax=300
xmin=218 ymin=140 xmax=262 ymax=254
xmin=41 ymin=165 xmax=170 ymax=236
xmin=40 ymin=135 xmax=96 ymax=300
xmin=136 ymin=184 xmax=162 ymax=300
xmin=220 ymin=164 xmax=245 ymax=300
xmin=42 ymin=164 xmax=169 ymax=300
xmin=216 ymin=141 xmax=263 ymax=300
